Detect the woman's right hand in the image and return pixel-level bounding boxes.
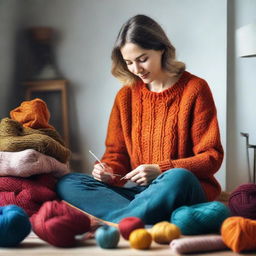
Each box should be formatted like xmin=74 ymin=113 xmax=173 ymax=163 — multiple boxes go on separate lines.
xmin=92 ymin=163 xmax=114 ymax=184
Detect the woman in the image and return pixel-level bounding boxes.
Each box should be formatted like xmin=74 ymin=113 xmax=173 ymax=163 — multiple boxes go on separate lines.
xmin=57 ymin=14 xmax=223 ymax=225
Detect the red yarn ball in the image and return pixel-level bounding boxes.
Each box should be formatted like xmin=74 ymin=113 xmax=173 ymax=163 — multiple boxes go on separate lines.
xmin=118 ymin=217 xmax=145 ymax=240
xmin=228 ymin=183 xmax=256 ymax=219
xmin=30 ymin=200 xmax=91 ymax=247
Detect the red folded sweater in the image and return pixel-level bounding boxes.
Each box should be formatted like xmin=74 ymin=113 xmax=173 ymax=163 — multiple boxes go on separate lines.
xmin=0 ymin=174 xmax=58 ymax=216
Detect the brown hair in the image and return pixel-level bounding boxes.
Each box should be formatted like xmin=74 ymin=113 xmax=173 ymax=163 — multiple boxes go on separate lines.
xmin=111 ymin=15 xmax=186 ymax=85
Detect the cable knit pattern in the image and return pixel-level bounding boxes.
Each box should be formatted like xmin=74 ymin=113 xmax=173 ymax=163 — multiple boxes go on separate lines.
xmin=101 ymin=71 xmax=223 ymax=201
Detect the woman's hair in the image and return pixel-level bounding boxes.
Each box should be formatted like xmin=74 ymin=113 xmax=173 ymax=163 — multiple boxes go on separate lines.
xmin=111 ymin=14 xmax=186 ymax=85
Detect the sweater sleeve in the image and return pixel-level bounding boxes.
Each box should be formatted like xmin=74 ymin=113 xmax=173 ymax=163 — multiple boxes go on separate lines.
xmin=100 ymin=90 xmax=131 ymax=185
xmin=158 ymin=81 xmax=224 ymax=179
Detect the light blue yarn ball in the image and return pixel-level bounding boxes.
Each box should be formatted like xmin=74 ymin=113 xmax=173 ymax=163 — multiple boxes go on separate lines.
xmin=171 ymin=201 xmax=230 ymax=235
xmin=95 ymin=225 xmax=120 ymax=249
xmin=0 ymin=205 xmax=31 ymax=247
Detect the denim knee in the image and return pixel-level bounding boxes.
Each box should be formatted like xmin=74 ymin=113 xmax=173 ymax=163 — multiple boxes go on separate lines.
xmin=153 ymin=168 xmax=202 ymax=189
xmin=158 ymin=168 xmax=195 ymax=181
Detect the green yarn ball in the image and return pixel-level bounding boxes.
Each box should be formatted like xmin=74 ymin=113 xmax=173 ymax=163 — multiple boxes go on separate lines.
xmin=171 ymin=201 xmax=230 ymax=235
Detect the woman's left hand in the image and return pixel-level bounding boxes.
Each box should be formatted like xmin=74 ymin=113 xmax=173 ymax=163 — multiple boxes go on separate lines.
xmin=124 ymin=164 xmax=161 ymax=186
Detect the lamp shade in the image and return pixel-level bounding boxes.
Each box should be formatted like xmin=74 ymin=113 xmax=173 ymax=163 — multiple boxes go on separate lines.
xmin=236 ymin=23 xmax=256 ymax=57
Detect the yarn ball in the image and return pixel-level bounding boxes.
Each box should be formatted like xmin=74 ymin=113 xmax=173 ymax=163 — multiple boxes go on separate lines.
xmin=228 ymin=183 xmax=256 ymax=219
xmin=95 ymin=225 xmax=120 ymax=249
xmin=118 ymin=216 xmax=145 ymax=240
xmin=30 ymin=200 xmax=91 ymax=247
xmin=0 ymin=205 xmax=31 ymax=247
xmin=129 ymin=228 xmax=152 ymax=250
xmin=170 ymin=235 xmax=228 ymax=254
xmin=150 ymin=221 xmax=180 ymax=244
xmin=171 ymin=201 xmax=230 ymax=235
xmin=221 ymin=216 xmax=256 ymax=252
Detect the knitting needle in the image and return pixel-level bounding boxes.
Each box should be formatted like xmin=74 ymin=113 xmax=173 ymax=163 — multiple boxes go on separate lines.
xmin=89 ymin=150 xmax=104 ymax=168
xmin=89 ymin=150 xmax=122 ymax=177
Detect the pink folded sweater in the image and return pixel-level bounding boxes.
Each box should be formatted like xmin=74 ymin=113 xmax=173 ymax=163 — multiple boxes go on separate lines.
xmin=0 ymin=149 xmax=69 ymax=178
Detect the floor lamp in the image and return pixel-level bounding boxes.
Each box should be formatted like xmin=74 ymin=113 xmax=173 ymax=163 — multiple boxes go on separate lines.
xmin=237 ymin=23 xmax=256 ymax=183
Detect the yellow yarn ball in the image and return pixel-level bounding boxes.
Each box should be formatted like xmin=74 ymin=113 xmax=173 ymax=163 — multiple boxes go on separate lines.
xmin=129 ymin=228 xmax=152 ymax=250
xmin=150 ymin=221 xmax=181 ymax=244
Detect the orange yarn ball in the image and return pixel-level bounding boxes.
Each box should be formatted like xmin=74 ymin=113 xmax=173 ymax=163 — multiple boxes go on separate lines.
xmin=129 ymin=228 xmax=152 ymax=250
xmin=221 ymin=216 xmax=256 ymax=252
xmin=150 ymin=221 xmax=181 ymax=244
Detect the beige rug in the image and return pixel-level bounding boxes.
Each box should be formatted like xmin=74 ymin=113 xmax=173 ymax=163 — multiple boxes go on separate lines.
xmin=0 ymin=232 xmax=251 ymax=256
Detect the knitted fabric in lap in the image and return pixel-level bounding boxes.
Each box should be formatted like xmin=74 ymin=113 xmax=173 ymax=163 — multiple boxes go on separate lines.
xmin=0 ymin=174 xmax=58 ymax=216
xmin=10 ymin=98 xmax=55 ymax=130
xmin=0 ymin=118 xmax=70 ymax=163
xmin=0 ymin=149 xmax=69 ymax=178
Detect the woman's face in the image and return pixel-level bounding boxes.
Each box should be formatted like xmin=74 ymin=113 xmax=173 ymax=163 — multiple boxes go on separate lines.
xmin=121 ymin=43 xmax=164 ymax=84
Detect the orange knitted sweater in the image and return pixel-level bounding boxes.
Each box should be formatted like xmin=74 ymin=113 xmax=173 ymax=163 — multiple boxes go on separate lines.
xmin=101 ymin=71 xmax=224 ymax=201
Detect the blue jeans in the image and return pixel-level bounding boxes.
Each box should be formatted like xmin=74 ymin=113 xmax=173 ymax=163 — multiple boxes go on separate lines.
xmin=56 ymin=168 xmax=207 ymax=224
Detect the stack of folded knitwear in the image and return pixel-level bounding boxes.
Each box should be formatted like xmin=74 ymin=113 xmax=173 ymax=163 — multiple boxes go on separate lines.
xmin=0 ymin=98 xmax=71 ymax=216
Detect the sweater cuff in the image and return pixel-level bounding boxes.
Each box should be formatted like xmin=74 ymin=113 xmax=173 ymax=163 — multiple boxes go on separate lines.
xmin=158 ymin=160 xmax=175 ymax=172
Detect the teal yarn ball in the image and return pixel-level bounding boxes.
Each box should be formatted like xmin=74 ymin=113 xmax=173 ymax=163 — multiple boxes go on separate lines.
xmin=0 ymin=205 xmax=31 ymax=247
xmin=171 ymin=201 xmax=230 ymax=235
xmin=95 ymin=225 xmax=120 ymax=249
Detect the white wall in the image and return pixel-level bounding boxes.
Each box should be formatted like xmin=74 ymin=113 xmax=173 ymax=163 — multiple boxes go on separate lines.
xmin=227 ymin=0 xmax=256 ymax=191
xmin=15 ymin=0 xmax=227 ymax=188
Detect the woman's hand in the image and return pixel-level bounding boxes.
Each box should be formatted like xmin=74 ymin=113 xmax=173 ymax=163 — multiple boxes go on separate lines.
xmin=92 ymin=163 xmax=114 ymax=184
xmin=124 ymin=164 xmax=161 ymax=186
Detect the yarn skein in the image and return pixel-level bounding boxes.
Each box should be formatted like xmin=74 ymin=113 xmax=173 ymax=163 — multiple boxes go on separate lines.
xmin=171 ymin=201 xmax=230 ymax=235
xmin=95 ymin=225 xmax=120 ymax=249
xmin=228 ymin=183 xmax=256 ymax=219
xmin=0 ymin=205 xmax=31 ymax=247
xmin=150 ymin=221 xmax=180 ymax=244
xmin=129 ymin=229 xmax=152 ymax=250
xmin=30 ymin=200 xmax=91 ymax=247
xmin=170 ymin=235 xmax=228 ymax=254
xmin=221 ymin=216 xmax=256 ymax=253
xmin=118 ymin=216 xmax=145 ymax=240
